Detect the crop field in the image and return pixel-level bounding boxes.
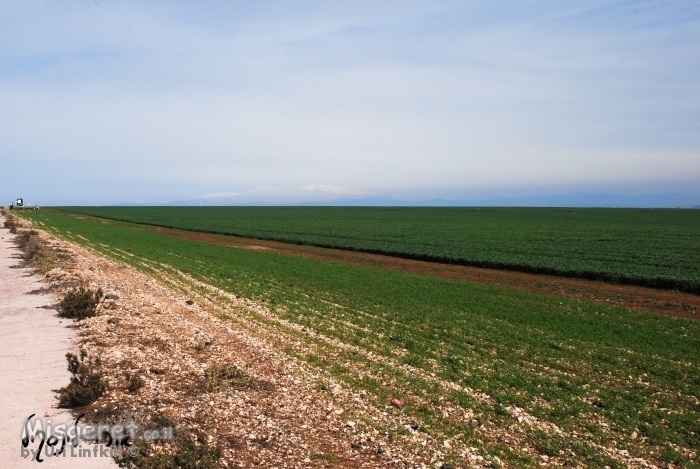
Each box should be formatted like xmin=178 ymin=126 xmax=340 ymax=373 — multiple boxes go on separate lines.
xmin=20 ymin=208 xmax=700 ymax=468
xmin=58 ymin=206 xmax=700 ymax=294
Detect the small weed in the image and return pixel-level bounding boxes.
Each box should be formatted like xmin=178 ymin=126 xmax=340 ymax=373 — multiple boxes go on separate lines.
xmin=3 ymin=216 xmax=18 ymax=233
xmin=310 ymin=452 xmax=338 ymax=464
xmin=203 ymin=365 xmax=256 ymax=393
xmin=58 ymin=287 xmax=104 ymax=320
xmin=316 ymin=380 xmax=331 ymax=392
xmin=3 ymin=218 xmax=15 ymax=228
xmin=116 ymin=427 xmax=221 ymax=469
xmin=58 ymin=350 xmax=106 ymax=408
xmin=12 ymin=229 xmax=51 ymax=263
xmin=306 ymin=353 xmax=329 ymax=368
xmin=9 ymin=226 xmax=66 ymax=271
xmin=14 ymin=229 xmax=37 ymax=246
xmin=22 ymin=236 xmax=43 ymax=260
xmin=126 ymin=373 xmax=145 ymax=393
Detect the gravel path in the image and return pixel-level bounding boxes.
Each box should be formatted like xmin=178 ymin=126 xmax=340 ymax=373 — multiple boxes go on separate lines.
xmin=0 ymin=217 xmax=116 ymax=468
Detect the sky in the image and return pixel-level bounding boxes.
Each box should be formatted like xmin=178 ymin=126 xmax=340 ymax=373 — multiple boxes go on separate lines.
xmin=1 ymin=1 xmax=699 ymax=206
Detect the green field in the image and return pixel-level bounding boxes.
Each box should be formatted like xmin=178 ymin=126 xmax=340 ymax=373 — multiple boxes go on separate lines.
xmin=20 ymin=209 xmax=700 ymax=468
xmin=58 ymin=206 xmax=700 ymax=294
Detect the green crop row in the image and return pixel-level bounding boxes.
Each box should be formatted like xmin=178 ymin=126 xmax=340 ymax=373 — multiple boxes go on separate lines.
xmin=21 ymin=209 xmax=700 ymax=468
xmin=57 ymin=206 xmax=700 ymax=294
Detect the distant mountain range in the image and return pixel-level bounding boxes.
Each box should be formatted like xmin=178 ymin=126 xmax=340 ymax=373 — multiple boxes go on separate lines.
xmin=165 ymin=188 xmax=700 ymax=208
xmin=405 ymin=193 xmax=700 ymax=208
xmin=175 ymin=185 xmax=364 ymax=206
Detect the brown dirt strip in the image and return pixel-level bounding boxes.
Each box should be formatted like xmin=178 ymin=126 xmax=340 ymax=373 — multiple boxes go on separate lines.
xmin=72 ymin=213 xmax=700 ymax=320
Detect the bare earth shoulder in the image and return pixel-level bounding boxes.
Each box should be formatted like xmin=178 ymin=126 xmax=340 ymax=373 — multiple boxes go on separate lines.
xmin=3 ymin=217 xmax=429 ymax=467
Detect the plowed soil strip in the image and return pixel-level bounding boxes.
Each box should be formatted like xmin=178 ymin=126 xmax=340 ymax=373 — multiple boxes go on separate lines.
xmin=73 ymin=214 xmax=700 ymax=320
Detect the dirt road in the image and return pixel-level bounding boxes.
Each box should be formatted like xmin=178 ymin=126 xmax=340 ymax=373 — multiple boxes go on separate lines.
xmin=0 ymin=217 xmax=116 ymax=468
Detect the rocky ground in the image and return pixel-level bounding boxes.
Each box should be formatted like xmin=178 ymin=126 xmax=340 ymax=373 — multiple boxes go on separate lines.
xmin=12 ymin=218 xmax=468 ymax=468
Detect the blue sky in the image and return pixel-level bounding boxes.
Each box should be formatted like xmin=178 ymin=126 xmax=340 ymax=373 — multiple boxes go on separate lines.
xmin=1 ymin=1 xmax=699 ymax=205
